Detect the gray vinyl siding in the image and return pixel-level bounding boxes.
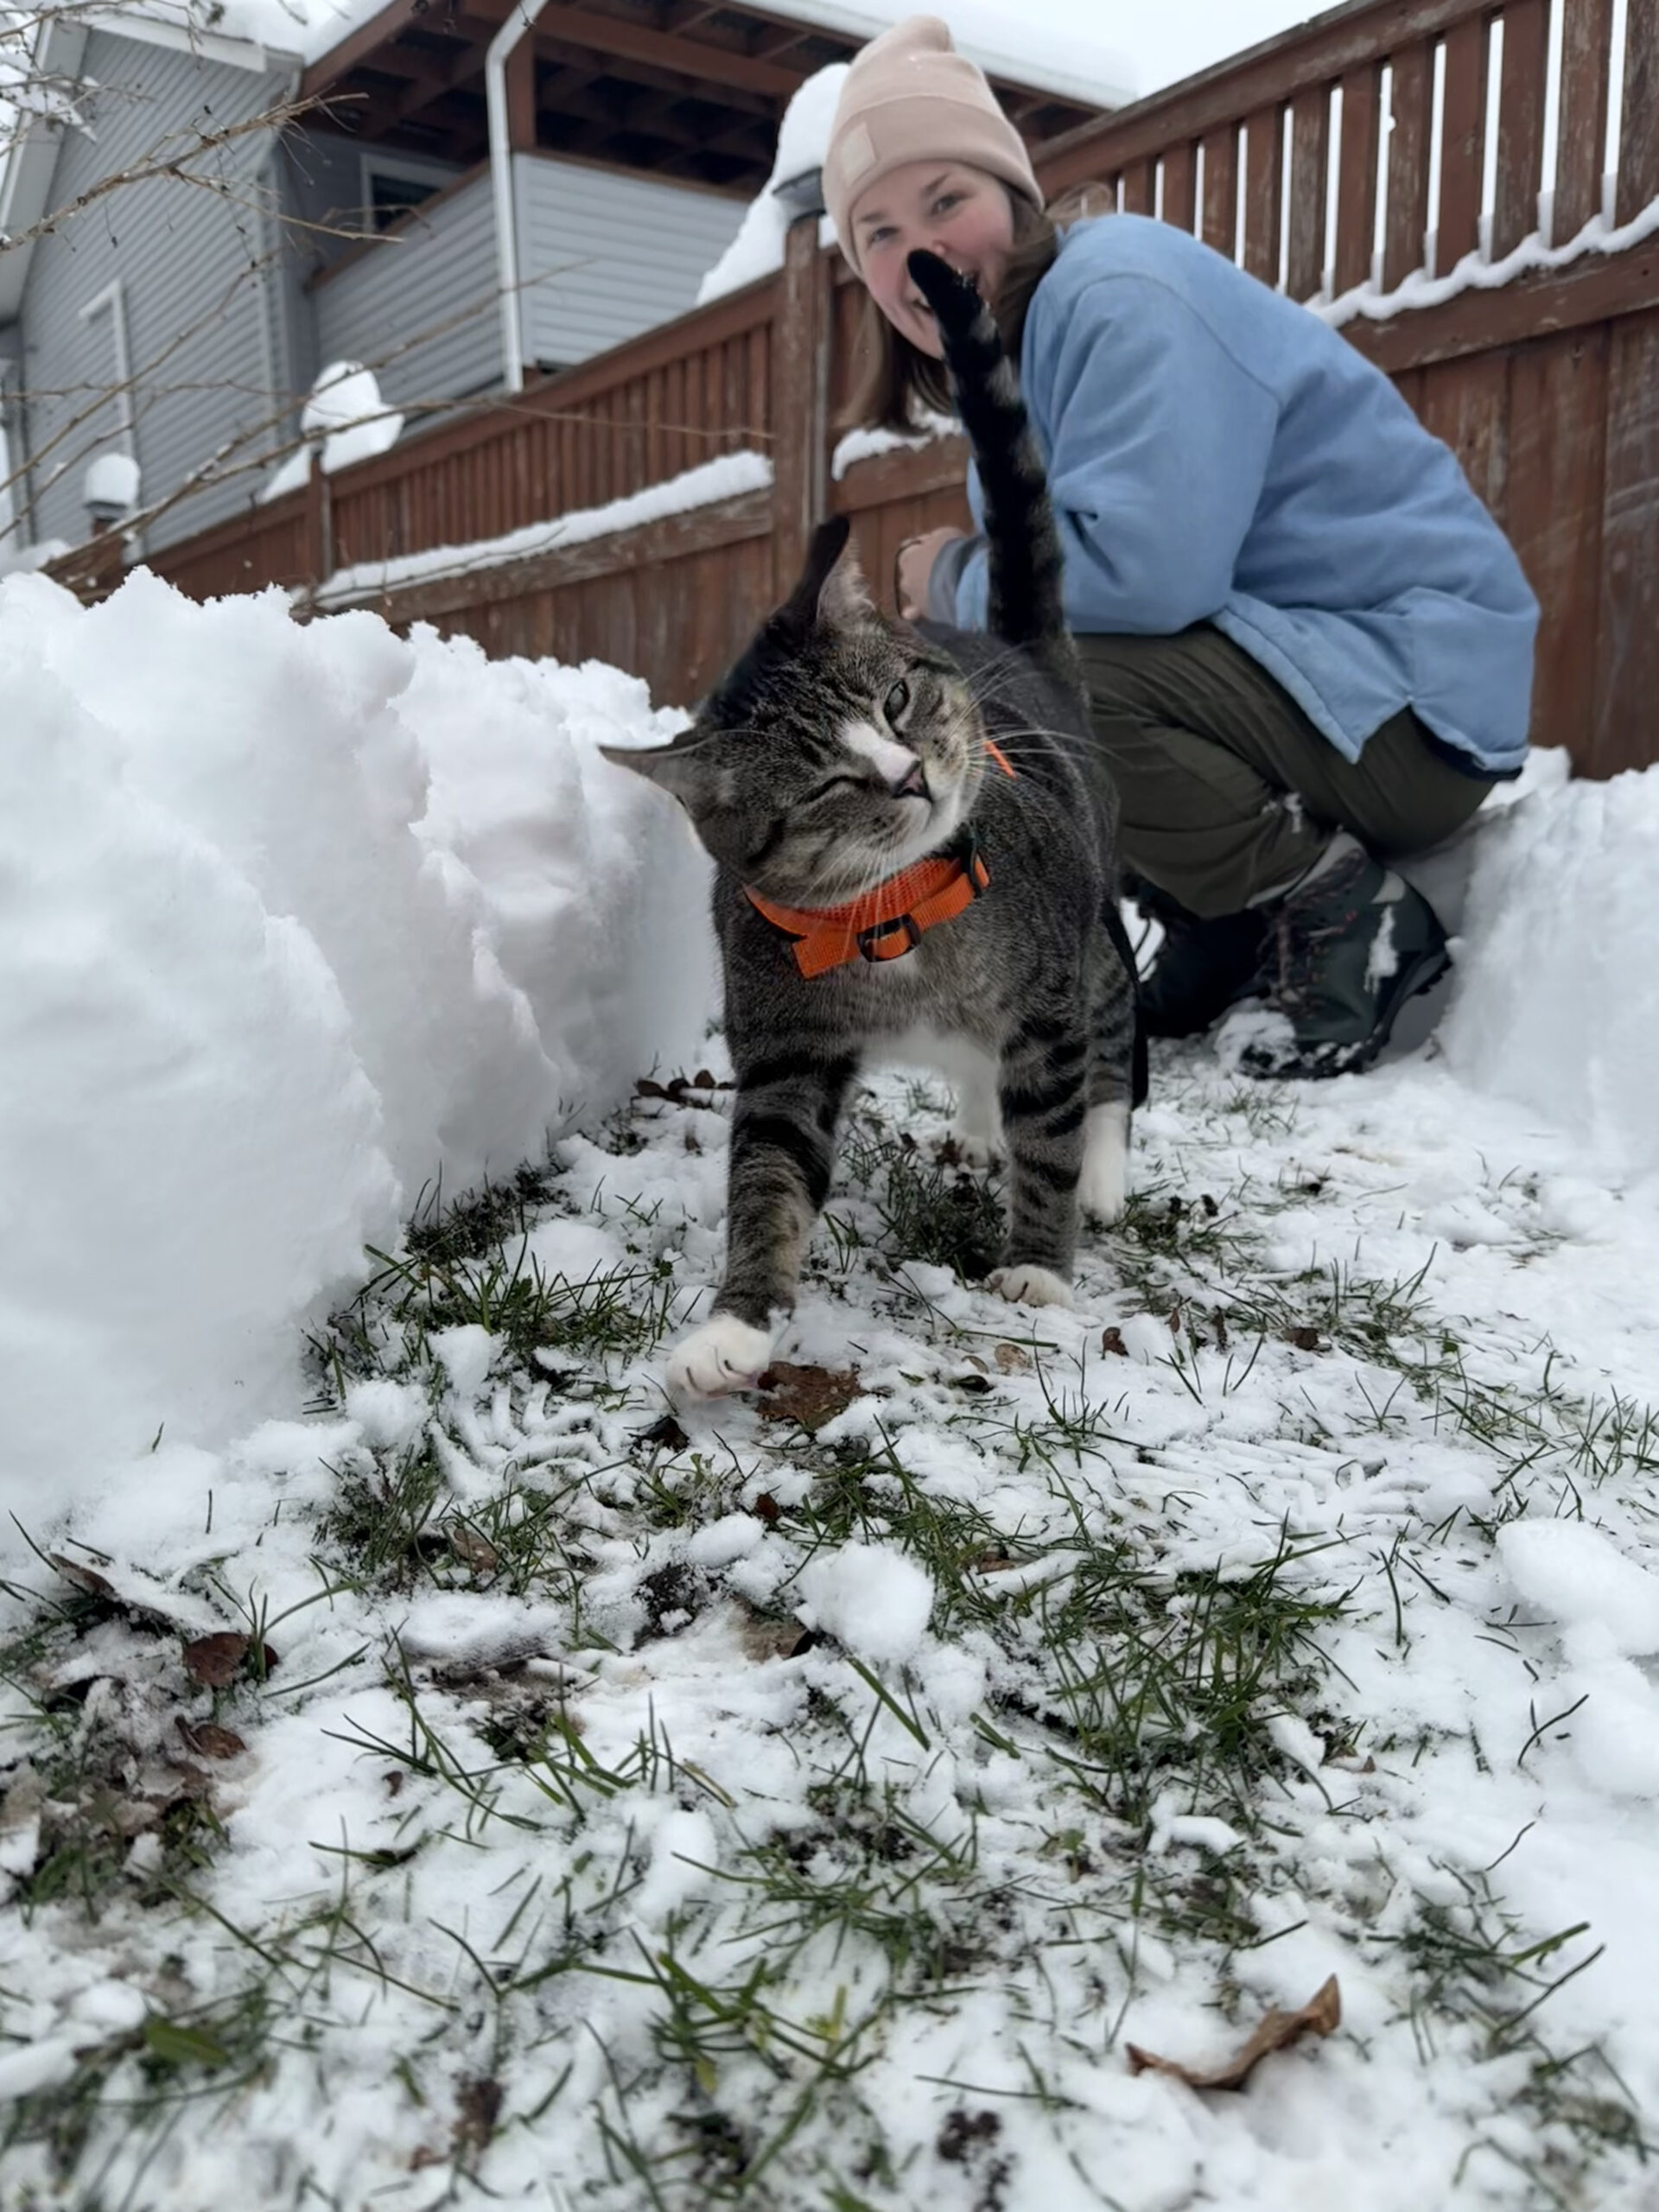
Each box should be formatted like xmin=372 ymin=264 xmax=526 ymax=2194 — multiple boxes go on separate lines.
xmin=312 ymin=166 xmax=502 ymax=414
xmin=514 ymin=155 xmax=745 ymax=372
xmin=17 ymin=30 xmax=298 ymax=552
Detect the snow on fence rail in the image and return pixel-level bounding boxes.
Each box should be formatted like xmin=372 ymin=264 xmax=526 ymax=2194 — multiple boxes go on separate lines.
xmin=57 ymin=0 xmax=1659 ymax=778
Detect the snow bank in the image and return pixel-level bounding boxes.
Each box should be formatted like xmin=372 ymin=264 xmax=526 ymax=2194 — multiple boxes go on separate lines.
xmin=0 ymin=568 xmax=715 ymax=1529
xmin=1440 ymin=764 xmax=1659 ymax=1180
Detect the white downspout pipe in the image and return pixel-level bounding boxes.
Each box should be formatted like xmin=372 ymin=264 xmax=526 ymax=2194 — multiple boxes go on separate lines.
xmin=486 ymin=0 xmax=549 ymax=395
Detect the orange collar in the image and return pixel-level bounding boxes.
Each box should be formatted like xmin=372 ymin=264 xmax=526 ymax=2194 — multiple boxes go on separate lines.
xmin=745 ymin=742 xmax=1016 ymax=981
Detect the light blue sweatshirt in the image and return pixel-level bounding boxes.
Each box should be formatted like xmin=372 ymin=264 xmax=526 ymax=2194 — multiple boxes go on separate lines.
xmin=929 ymin=215 xmax=1537 ymax=774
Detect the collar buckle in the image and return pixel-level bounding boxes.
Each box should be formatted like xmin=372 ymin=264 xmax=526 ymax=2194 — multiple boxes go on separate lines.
xmin=857 ymin=912 xmax=924 ymax=962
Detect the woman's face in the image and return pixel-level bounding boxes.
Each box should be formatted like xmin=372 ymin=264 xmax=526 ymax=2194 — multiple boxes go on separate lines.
xmin=849 ymin=162 xmax=1017 ymax=358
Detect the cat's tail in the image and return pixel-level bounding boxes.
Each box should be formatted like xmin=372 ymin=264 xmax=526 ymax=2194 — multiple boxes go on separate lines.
xmin=906 ymin=248 xmax=1084 ymax=708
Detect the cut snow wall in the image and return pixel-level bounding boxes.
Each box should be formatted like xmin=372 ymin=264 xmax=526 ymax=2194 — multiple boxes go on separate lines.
xmin=0 ymin=568 xmax=715 ymax=1516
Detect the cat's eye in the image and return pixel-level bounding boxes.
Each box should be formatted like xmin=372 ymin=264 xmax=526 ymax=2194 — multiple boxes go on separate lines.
xmin=882 ymin=680 xmax=911 ymax=725
xmin=804 ymin=774 xmax=859 ymax=804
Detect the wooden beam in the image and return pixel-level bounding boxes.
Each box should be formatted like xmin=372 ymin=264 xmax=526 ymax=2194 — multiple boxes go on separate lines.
xmin=532 ymin=32 xmax=780 ymax=118
xmin=523 ymin=3 xmax=805 ymax=99
xmin=1344 ymin=234 xmax=1659 ymax=373
xmin=325 ymin=487 xmax=773 ymax=620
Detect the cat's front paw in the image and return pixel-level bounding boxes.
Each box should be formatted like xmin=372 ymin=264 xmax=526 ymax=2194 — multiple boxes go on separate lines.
xmin=988 ymin=1263 xmax=1074 ymax=1310
xmin=943 ymin=1128 xmax=1001 ymax=1173
xmin=665 ymin=1313 xmax=776 ymax=1399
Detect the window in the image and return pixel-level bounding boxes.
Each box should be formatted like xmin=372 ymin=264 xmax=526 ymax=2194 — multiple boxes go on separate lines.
xmin=366 ymin=168 xmax=441 ymax=232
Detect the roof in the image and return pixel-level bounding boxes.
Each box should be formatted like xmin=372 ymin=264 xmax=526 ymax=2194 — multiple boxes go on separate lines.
xmin=287 ymin=0 xmax=1131 ymax=195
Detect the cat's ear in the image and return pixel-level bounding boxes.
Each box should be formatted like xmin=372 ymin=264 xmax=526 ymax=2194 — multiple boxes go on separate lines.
xmin=598 ymin=737 xmax=700 ymax=810
xmin=783 ymin=516 xmax=871 ymax=631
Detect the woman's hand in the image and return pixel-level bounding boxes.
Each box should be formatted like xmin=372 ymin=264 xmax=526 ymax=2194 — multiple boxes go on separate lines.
xmin=895 ymin=526 xmax=967 ymax=619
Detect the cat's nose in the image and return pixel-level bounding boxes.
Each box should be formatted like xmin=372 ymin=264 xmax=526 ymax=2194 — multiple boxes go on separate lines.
xmin=890 ymin=759 xmax=929 ymax=800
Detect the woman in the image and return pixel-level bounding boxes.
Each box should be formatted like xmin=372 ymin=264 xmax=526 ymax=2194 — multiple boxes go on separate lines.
xmin=822 ymin=16 xmax=1539 ymax=1077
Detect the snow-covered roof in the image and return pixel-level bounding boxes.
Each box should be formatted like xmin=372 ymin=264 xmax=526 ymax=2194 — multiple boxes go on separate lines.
xmin=709 ymin=0 xmax=1135 ymax=113
xmin=209 ymin=0 xmax=1135 ymax=104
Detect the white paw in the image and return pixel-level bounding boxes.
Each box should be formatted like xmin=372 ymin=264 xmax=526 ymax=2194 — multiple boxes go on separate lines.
xmin=1078 ymin=1101 xmax=1130 ymax=1225
xmin=665 ymin=1313 xmax=776 ymax=1399
xmin=944 ymin=1128 xmax=1001 ymax=1172
xmin=989 ymin=1263 xmax=1075 ymax=1310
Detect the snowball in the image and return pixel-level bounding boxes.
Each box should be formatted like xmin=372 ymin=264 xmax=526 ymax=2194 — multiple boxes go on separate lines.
xmin=685 ymin=1514 xmax=766 ymax=1569
xmin=796 ymin=1541 xmax=934 ymax=1665
xmin=431 ymin=1325 xmax=496 ymax=1402
xmin=343 ymin=1378 xmax=429 ymax=1453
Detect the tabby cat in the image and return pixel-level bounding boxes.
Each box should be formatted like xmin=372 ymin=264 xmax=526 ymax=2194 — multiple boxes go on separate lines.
xmin=603 ymin=251 xmax=1143 ymax=1397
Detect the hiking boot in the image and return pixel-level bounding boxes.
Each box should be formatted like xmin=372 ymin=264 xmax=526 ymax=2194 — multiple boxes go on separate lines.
xmin=1138 ymin=899 xmax=1268 ymax=1039
xmin=1228 ymin=833 xmax=1452 ymax=1078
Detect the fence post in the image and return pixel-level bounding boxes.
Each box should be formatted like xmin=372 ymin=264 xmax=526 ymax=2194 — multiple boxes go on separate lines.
xmin=772 ymin=213 xmax=832 ymax=596
xmin=304 ymin=455 xmax=333 ymax=607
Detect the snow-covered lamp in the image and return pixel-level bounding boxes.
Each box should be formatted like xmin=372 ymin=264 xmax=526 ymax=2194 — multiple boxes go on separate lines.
xmin=83 ymin=449 xmax=141 ymax=534
xmin=772 ymin=167 xmax=825 ymax=217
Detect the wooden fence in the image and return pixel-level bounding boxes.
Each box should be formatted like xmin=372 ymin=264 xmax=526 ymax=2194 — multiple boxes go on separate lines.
xmin=104 ymin=0 xmax=1659 ymax=777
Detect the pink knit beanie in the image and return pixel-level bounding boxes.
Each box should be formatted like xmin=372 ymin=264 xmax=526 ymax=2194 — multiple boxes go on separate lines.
xmin=823 ymin=16 xmax=1042 ymax=276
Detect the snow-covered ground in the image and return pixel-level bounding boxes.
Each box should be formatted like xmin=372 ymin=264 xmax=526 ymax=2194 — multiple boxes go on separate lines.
xmin=1 ymin=569 xmax=1657 ymax=2208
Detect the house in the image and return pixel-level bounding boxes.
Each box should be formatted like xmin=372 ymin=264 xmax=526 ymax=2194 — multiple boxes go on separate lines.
xmin=0 ymin=0 xmax=1130 ymax=560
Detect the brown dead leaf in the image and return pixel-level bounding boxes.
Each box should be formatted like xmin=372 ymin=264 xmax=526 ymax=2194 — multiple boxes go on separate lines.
xmin=758 ymin=1363 xmax=860 ymax=1433
xmin=739 ymin=1612 xmax=811 ymax=1662
xmin=1167 ymin=1303 xmax=1184 ymax=1336
xmin=45 ymin=1555 xmax=181 ymax=1634
xmin=752 ymin=1492 xmax=781 ymax=1526
xmin=955 ymin=1372 xmax=994 ymax=1395
xmin=447 ymin=1524 xmax=500 ymax=1573
xmin=181 ymin=1633 xmax=278 ymax=1688
xmin=970 ymin=1553 xmax=1020 ymax=1573
xmin=175 ymin=1717 xmax=248 ymax=1761
xmin=1126 ymin=1976 xmax=1341 ymax=2091
xmin=454 ymin=2075 xmax=504 ymax=2158
xmin=1101 ymin=1327 xmax=1129 ymax=1357
xmin=47 ymin=1554 xmax=118 ymax=1603
xmin=993 ymin=1342 xmax=1031 ymax=1374
xmin=1284 ymin=1326 xmax=1327 ymax=1352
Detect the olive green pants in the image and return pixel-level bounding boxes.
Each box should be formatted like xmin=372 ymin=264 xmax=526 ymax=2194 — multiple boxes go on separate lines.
xmin=1077 ymin=626 xmax=1495 ymax=919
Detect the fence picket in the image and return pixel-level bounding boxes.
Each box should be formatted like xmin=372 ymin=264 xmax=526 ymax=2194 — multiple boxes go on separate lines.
xmin=1555 ymin=0 xmax=1614 ymax=241
xmin=1437 ymin=16 xmax=1489 ymax=271
xmin=1617 ymin=0 xmax=1659 ymax=222
xmin=1160 ymin=142 xmax=1198 ymax=231
xmin=1493 ymin=0 xmax=1551 ymax=257
xmin=1287 ymin=86 xmax=1332 ymax=297
xmin=1383 ymin=41 xmax=1434 ymax=287
xmin=1200 ymin=124 xmax=1239 ymax=255
xmin=1243 ymin=104 xmax=1286 ymax=281
xmin=1334 ymin=62 xmax=1383 ymax=292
